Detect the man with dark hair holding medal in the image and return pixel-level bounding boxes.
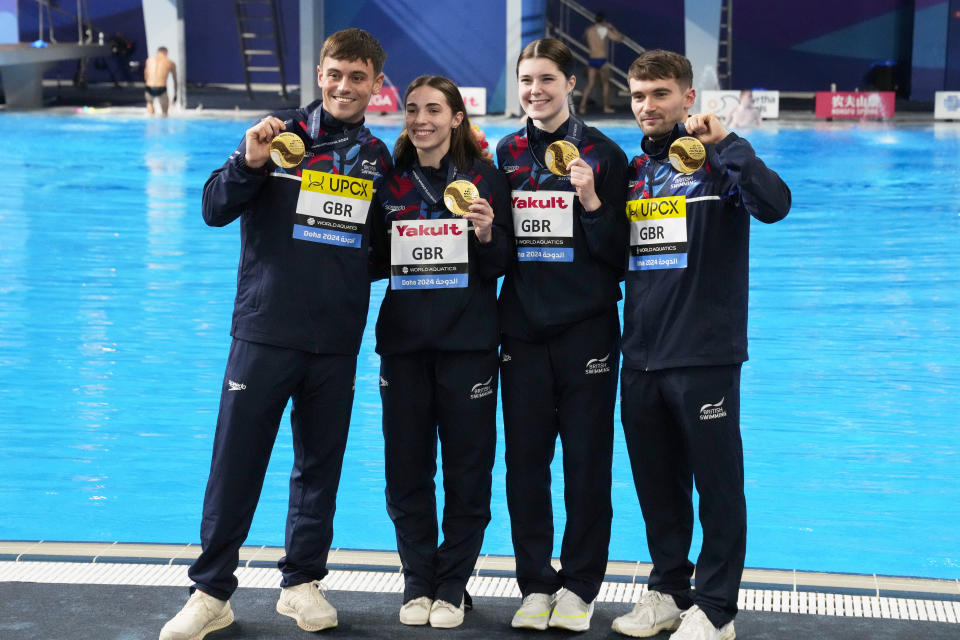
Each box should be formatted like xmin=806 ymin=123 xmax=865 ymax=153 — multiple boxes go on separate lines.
xmin=159 ymin=28 xmax=392 ymax=640
xmin=613 ymin=49 xmax=791 ymax=640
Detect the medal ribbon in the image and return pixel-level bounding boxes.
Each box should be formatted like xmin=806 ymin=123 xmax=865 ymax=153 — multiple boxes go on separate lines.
xmin=527 ymin=114 xmax=585 ymax=174
xmin=305 ymin=107 xmax=365 ymax=153
xmin=410 ymin=162 xmax=458 ymax=209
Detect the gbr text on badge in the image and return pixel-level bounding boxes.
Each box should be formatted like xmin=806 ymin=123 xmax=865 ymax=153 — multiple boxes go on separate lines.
xmin=295 ymin=171 xmax=373 ymax=247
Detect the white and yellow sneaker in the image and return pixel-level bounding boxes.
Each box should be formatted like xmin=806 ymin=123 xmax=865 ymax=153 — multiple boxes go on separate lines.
xmin=548 ymin=588 xmax=594 ymax=632
xmin=511 ymin=592 xmax=554 ymax=630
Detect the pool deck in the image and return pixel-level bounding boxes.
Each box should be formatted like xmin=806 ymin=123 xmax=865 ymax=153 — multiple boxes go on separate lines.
xmin=1 ymin=541 xmax=957 ymax=639
xmin=2 ymin=80 xmax=955 ymax=128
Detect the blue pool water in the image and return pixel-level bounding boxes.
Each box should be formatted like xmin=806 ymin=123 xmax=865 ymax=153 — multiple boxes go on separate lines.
xmin=0 ymin=114 xmax=958 ymax=580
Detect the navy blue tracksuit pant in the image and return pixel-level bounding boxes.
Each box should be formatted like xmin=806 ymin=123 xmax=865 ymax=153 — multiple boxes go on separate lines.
xmin=380 ymin=349 xmax=498 ymax=606
xmin=620 ymin=364 xmax=746 ymax=628
xmin=500 ymin=308 xmax=619 ymax=604
xmin=189 ymin=338 xmax=357 ymax=600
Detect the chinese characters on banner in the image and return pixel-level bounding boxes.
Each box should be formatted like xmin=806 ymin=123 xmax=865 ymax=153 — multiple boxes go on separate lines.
xmin=815 ymin=91 xmax=895 ymax=119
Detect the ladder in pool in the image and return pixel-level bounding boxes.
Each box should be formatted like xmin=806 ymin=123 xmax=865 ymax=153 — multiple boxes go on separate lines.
xmin=233 ymin=0 xmax=288 ymax=100
xmin=717 ymin=0 xmax=733 ymax=89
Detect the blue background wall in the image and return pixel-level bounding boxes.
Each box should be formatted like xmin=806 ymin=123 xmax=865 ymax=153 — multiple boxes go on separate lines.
xmin=320 ymin=0 xmax=508 ymax=112
xmin=730 ymin=0 xmax=916 ymax=92
xmin=12 ymin=1 xmax=960 ymax=104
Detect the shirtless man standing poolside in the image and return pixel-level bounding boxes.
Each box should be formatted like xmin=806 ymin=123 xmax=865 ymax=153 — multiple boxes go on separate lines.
xmin=144 ymin=46 xmax=178 ymax=117
xmin=578 ymin=12 xmax=622 ymax=115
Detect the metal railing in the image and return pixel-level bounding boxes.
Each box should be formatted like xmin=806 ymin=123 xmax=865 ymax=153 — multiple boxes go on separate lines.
xmin=28 ymin=0 xmax=95 ymax=45
xmin=546 ymin=0 xmax=646 ymax=96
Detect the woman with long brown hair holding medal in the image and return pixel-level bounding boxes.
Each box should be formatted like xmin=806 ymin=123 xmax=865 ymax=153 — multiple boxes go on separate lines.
xmin=369 ymin=75 xmax=513 ymax=629
xmin=496 ymin=38 xmax=628 ymax=632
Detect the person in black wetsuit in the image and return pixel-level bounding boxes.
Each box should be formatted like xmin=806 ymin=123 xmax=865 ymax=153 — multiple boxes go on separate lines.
xmin=369 ymin=75 xmax=513 ymax=629
xmin=496 ymin=38 xmax=628 ymax=633
xmin=159 ymin=28 xmax=393 ymax=640
xmin=612 ymin=49 xmax=791 ymax=640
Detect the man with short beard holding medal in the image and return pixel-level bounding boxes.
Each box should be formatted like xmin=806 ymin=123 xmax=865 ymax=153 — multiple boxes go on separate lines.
xmin=613 ymin=50 xmax=791 ymax=640
xmin=160 ymin=28 xmax=392 ymax=640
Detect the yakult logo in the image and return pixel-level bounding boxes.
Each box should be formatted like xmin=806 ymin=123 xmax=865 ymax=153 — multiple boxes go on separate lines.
xmin=585 ymin=353 xmax=610 ymax=375
xmin=512 ymin=195 xmax=570 ymax=209
xmin=470 ymin=376 xmax=494 ymax=400
xmin=699 ymin=397 xmax=727 ymax=421
xmin=395 ymin=223 xmax=463 ymax=237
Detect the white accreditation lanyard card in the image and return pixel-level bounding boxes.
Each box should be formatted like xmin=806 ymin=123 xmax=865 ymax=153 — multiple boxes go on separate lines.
xmin=511 ymin=190 xmax=575 ymax=262
xmin=293 ymin=170 xmax=373 ymax=248
xmin=390 ymin=219 xmax=469 ymax=290
xmin=626 ymin=195 xmax=688 ymax=270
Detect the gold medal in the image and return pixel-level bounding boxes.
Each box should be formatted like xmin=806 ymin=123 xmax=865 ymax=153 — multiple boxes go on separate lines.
xmin=443 ymin=180 xmax=480 ymax=216
xmin=269 ymin=132 xmax=305 ymax=169
xmin=668 ymin=136 xmax=706 ymax=174
xmin=544 ymin=140 xmax=580 ymax=176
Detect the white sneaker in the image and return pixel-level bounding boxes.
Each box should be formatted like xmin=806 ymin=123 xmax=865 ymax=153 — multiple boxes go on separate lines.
xmin=611 ymin=590 xmax=683 ymax=637
xmin=548 ymin=588 xmax=594 ymax=632
xmin=159 ymin=590 xmax=234 ymax=640
xmin=669 ymin=605 xmax=735 ymax=640
xmin=429 ymin=598 xmax=465 ymax=628
xmin=399 ymin=596 xmax=433 ymax=626
xmin=276 ymin=580 xmax=337 ymax=631
xmin=511 ymin=592 xmax=554 ymax=630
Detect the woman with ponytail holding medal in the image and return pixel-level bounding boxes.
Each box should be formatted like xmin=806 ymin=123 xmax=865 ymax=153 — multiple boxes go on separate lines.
xmin=495 ymin=37 xmax=628 ymax=632
xmin=369 ymin=75 xmax=513 ymax=629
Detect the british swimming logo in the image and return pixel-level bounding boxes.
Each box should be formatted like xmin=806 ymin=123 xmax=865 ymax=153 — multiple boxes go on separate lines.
xmin=699 ymin=397 xmax=727 ymax=421
xmin=227 ymin=380 xmax=246 ymax=391
xmin=361 ymin=159 xmax=381 ymax=177
xmin=585 ymin=353 xmax=611 ymax=375
xmin=470 ymin=376 xmax=494 ymax=400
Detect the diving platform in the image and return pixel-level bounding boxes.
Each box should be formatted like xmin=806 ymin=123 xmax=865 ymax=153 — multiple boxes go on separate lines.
xmin=0 ymin=42 xmax=108 ymax=109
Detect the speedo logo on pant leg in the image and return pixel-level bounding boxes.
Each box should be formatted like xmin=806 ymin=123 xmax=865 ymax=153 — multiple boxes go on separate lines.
xmin=470 ymin=376 xmax=494 ymax=400
xmin=585 ymin=353 xmax=610 ymax=375
xmin=379 ymin=375 xmax=389 ymax=387
xmin=227 ymin=380 xmax=246 ymax=391
xmin=699 ymin=397 xmax=727 ymax=421
xmin=501 ymin=353 xmax=512 ymax=363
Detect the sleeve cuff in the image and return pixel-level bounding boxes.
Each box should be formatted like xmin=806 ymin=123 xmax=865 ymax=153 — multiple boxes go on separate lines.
xmin=580 ymin=202 xmax=608 ymax=220
xmin=714 ymin=131 xmax=741 ymax=154
xmin=234 ymin=154 xmax=270 ymax=176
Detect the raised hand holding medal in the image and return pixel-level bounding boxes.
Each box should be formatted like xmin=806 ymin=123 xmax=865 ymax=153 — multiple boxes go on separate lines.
xmin=676 ymin=112 xmax=731 ymax=173
xmin=544 ymin=140 xmax=579 ymax=176
xmin=444 ymin=179 xmax=494 ymax=244
xmin=243 ymin=115 xmax=286 ymax=168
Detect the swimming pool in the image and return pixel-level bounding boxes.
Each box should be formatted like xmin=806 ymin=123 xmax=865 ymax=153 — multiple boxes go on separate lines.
xmin=0 ymin=114 xmax=957 ymax=580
